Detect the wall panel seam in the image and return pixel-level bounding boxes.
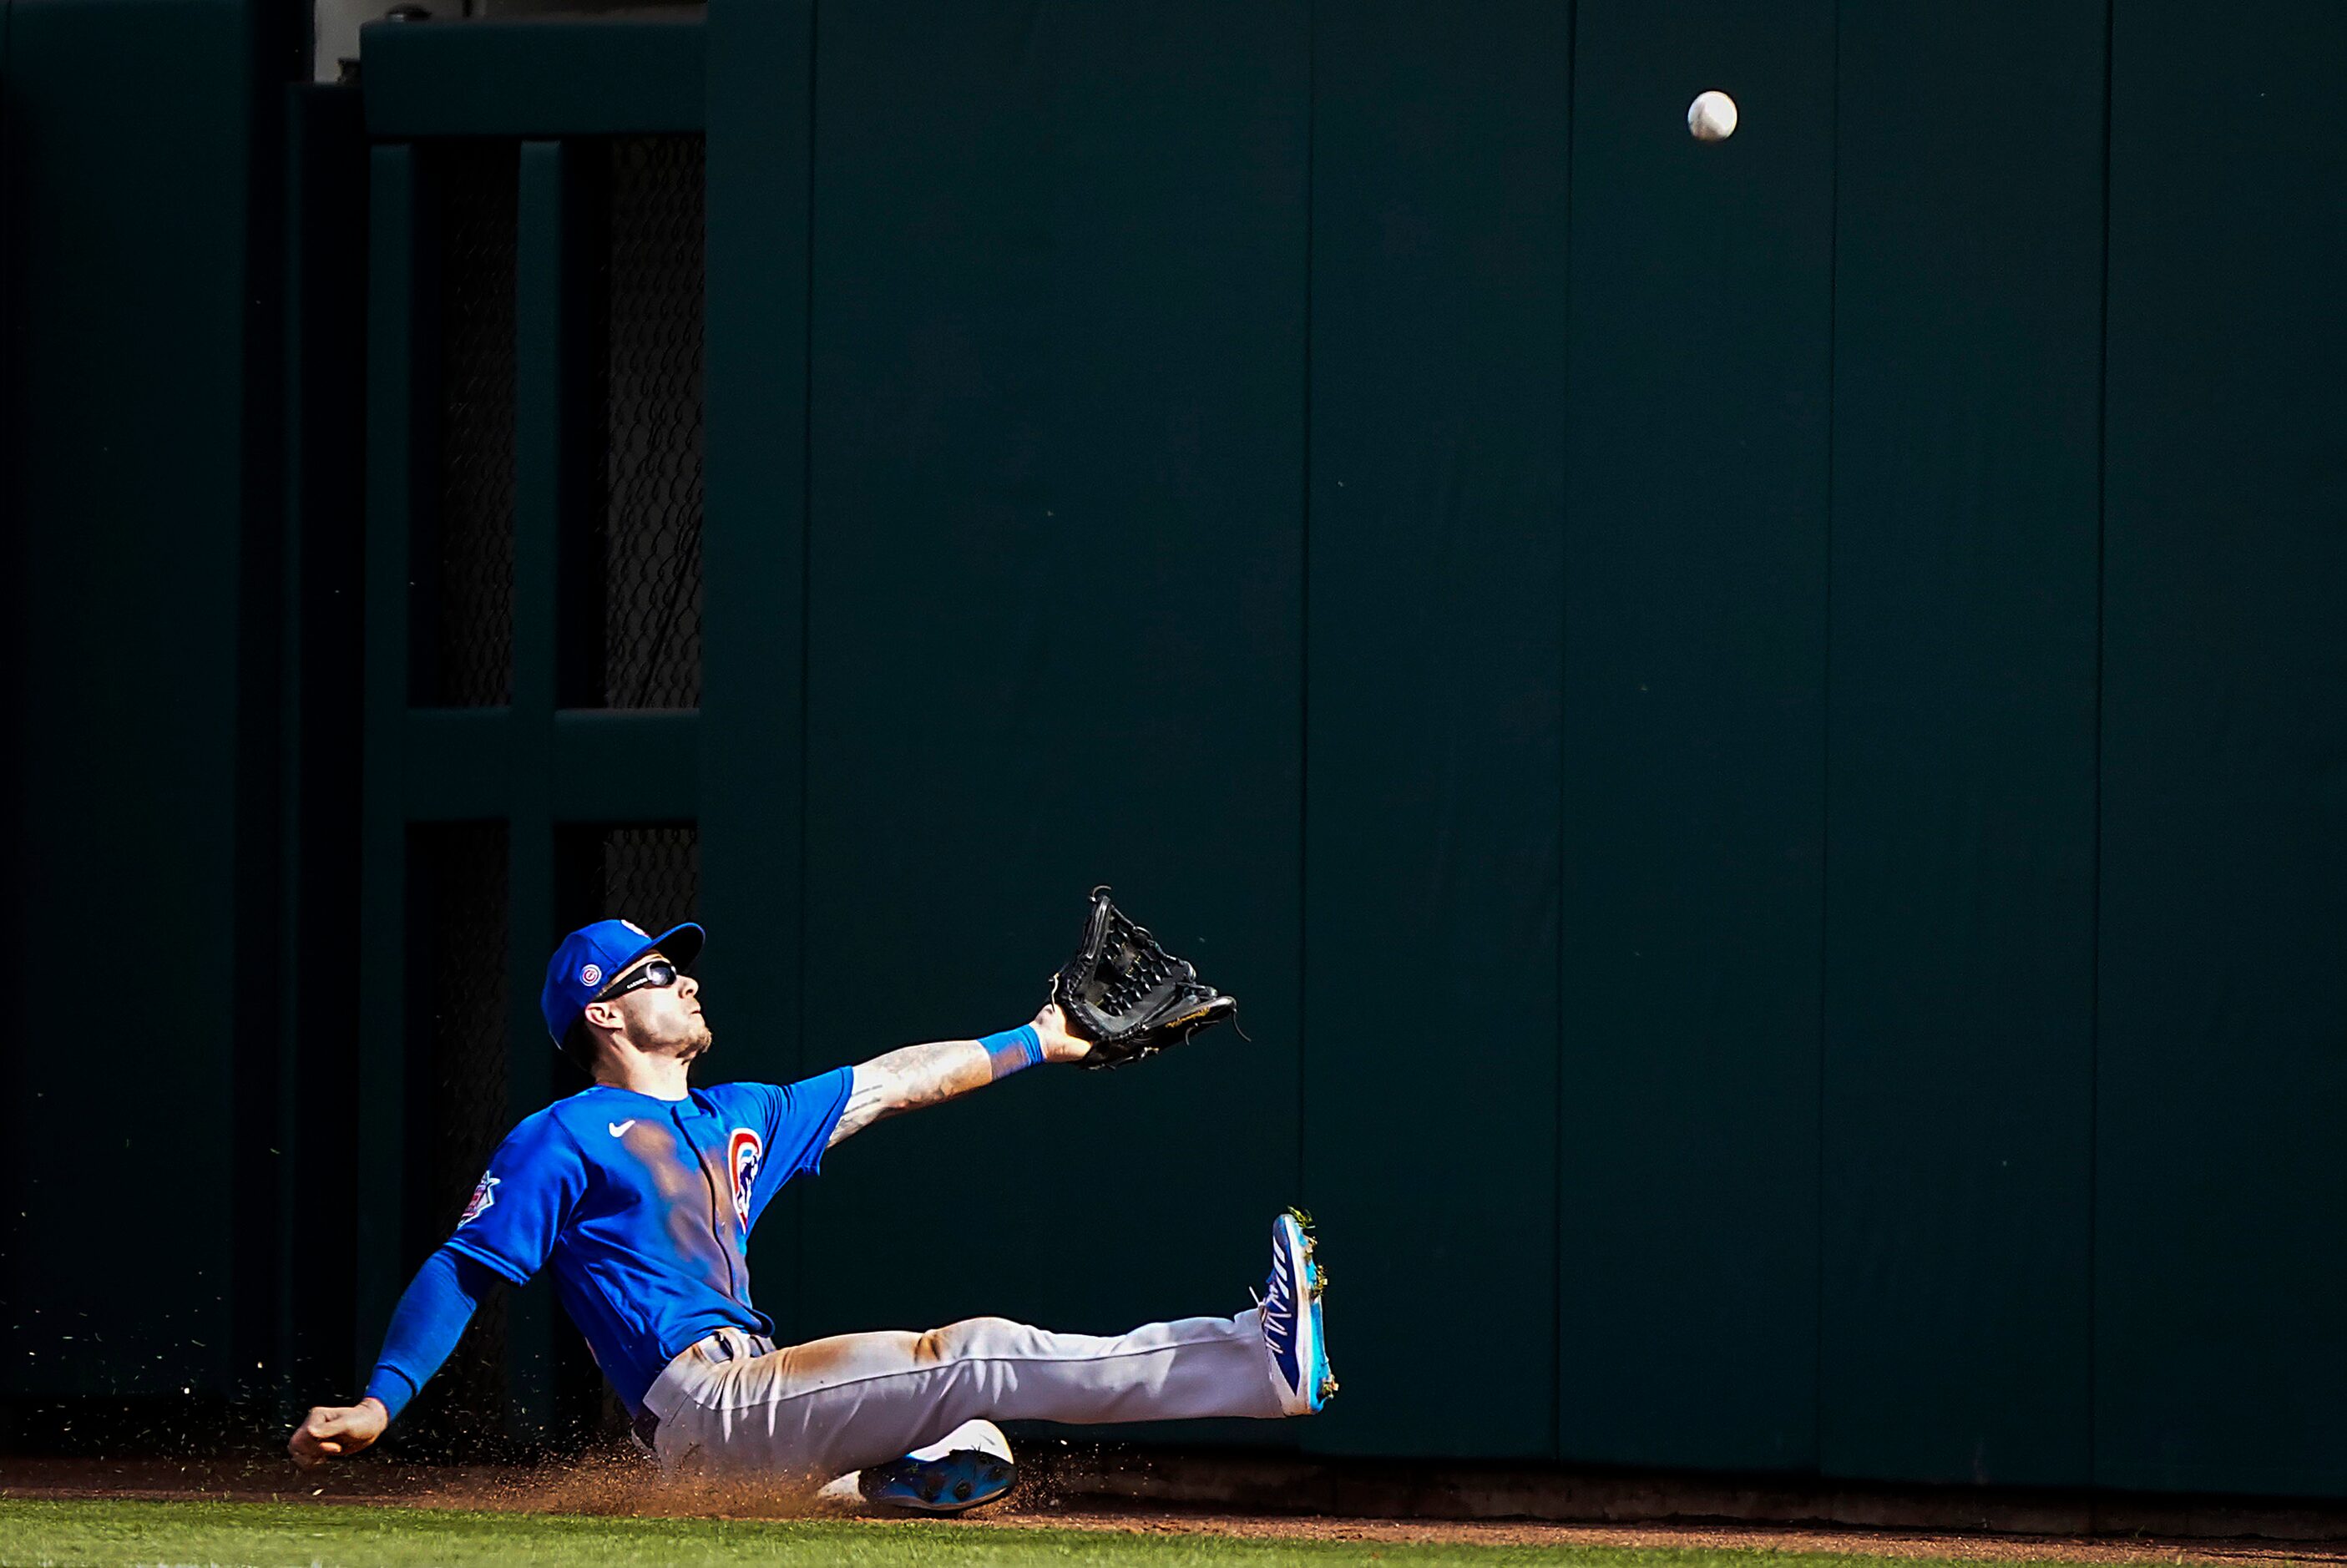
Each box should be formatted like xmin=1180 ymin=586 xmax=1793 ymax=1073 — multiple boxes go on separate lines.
xmin=1552 ymin=0 xmax=1581 ymax=1463
xmin=2086 ymin=0 xmax=2117 ymax=1492
xmin=1813 ymin=0 xmax=1843 ymax=1481
xmin=1296 ymin=0 xmax=1315 ymax=1214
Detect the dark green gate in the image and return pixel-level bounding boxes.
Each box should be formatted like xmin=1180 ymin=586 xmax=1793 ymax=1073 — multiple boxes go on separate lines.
xmin=353 ymin=18 xmax=711 ymax=1448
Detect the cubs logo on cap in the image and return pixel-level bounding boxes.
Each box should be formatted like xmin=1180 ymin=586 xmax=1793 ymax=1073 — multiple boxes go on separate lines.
xmin=539 ymin=918 xmax=706 ymax=1050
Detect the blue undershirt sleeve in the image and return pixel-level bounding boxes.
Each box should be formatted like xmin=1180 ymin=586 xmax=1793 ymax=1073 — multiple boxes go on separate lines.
xmin=361 ymin=1247 xmax=500 ymax=1422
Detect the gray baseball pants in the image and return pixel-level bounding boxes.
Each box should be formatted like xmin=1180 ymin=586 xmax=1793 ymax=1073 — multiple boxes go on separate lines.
xmin=639 ymin=1310 xmax=1287 ymax=1484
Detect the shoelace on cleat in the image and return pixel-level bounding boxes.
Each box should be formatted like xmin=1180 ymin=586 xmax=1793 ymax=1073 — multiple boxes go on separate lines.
xmin=1257 ymin=1245 xmax=1303 ymax=1364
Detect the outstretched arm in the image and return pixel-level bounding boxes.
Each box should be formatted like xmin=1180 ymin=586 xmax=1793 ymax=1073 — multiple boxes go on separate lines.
xmin=289 ymin=1247 xmax=500 ymax=1465
xmin=827 ymin=1002 xmax=1090 ymax=1147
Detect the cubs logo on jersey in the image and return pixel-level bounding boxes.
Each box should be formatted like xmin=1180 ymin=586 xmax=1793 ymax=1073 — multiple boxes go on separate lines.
xmin=458 ymin=1172 xmax=500 ymax=1227
xmin=727 ymin=1129 xmax=762 ymax=1232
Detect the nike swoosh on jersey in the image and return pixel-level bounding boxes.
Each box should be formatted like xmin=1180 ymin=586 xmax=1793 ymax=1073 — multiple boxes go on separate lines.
xmin=609 ymin=1120 xmax=637 ymax=1137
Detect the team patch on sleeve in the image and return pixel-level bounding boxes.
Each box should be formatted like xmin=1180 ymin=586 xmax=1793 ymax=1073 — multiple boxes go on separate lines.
xmin=458 ymin=1172 xmax=501 ymax=1227
xmin=727 ymin=1129 xmax=762 ymax=1231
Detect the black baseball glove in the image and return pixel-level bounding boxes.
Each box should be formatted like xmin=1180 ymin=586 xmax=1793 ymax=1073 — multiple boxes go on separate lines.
xmin=1053 ymin=888 xmax=1237 ymax=1070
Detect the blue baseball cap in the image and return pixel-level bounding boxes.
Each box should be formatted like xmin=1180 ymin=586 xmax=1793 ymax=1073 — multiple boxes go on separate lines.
xmin=540 ymin=918 xmax=706 ymax=1049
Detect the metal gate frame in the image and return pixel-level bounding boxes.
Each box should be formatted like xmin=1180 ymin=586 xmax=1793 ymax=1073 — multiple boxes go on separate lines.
xmin=354 ymin=16 xmax=708 ymax=1445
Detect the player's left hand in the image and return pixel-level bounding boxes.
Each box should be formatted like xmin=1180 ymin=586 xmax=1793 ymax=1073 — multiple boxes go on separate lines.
xmin=289 ymin=1397 xmax=388 ymax=1467
xmin=1029 ymin=1002 xmax=1095 ymax=1065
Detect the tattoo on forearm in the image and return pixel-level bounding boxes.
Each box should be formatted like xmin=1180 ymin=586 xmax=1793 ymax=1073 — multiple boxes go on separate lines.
xmin=829 ymin=1076 xmax=891 ymax=1146
xmin=826 ymin=1040 xmax=991 ymax=1147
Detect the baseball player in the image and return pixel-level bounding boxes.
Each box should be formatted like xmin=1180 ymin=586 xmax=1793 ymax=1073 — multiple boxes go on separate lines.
xmin=290 ymin=910 xmax=1334 ymax=1510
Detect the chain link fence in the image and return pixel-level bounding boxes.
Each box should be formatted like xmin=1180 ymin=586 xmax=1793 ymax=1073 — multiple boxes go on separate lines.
xmin=425 ymin=140 xmax=519 ymax=708
xmin=598 ymin=136 xmax=705 ymax=709
xmin=415 ymin=135 xmax=701 ymax=711
xmin=553 ymin=823 xmax=701 ymax=976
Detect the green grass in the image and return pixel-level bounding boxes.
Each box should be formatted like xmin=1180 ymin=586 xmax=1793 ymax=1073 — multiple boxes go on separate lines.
xmin=0 ymin=1500 xmax=2074 ymax=1568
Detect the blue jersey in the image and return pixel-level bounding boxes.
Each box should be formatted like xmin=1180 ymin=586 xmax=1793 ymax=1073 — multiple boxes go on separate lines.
xmin=442 ymin=1071 xmax=853 ymax=1414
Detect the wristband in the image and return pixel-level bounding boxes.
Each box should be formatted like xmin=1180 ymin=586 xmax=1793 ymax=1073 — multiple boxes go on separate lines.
xmin=979 ymin=1024 xmax=1045 ymax=1080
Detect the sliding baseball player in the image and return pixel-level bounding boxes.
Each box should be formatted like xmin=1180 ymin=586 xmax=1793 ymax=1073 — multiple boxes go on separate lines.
xmin=290 ymin=893 xmax=1333 ymax=1510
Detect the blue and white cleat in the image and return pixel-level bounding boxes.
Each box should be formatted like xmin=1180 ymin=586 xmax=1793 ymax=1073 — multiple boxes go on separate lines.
xmin=840 ymin=1419 xmax=1016 ymax=1515
xmin=1259 ymin=1208 xmax=1337 ymax=1416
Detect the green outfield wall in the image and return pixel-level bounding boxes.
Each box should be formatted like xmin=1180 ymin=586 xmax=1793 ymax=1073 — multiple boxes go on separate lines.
xmin=3 ymin=0 xmax=2343 ymax=1501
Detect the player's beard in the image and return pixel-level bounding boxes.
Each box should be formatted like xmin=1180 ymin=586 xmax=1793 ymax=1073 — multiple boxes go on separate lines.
xmin=675 ymin=1019 xmax=715 ymax=1062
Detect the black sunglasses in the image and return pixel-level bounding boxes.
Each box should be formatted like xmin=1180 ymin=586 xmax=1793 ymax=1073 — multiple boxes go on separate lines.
xmin=597 ymin=958 xmax=680 ymax=1002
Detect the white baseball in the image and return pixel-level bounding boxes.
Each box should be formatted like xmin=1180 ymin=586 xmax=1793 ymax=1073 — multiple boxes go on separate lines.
xmin=1687 ymin=90 xmax=1738 ymax=143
